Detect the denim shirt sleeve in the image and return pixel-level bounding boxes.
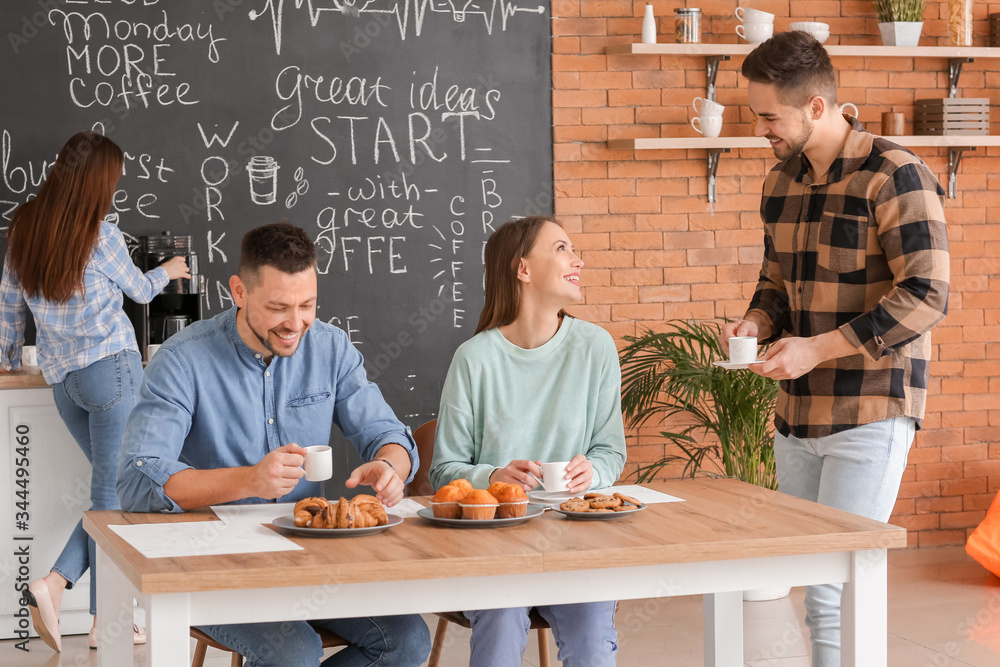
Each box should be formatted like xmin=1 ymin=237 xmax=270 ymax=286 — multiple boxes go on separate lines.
xmin=330 ymin=333 xmax=418 ymax=483
xmin=117 ymin=349 xmax=195 ymax=513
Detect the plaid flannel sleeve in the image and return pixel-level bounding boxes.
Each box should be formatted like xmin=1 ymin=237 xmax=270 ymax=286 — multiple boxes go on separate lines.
xmin=839 ymin=160 xmax=950 ymax=360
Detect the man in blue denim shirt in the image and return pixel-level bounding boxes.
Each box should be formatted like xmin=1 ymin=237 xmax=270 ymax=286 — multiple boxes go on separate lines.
xmin=117 ymin=222 xmax=430 ymax=666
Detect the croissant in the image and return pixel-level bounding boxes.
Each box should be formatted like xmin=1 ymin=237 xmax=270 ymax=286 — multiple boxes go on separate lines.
xmin=292 ymin=495 xmax=389 ymax=529
xmin=293 ymin=497 xmax=330 ymax=527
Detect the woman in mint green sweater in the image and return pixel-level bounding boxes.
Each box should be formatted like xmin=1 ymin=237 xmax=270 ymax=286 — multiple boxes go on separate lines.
xmin=430 ymin=216 xmax=625 ymax=667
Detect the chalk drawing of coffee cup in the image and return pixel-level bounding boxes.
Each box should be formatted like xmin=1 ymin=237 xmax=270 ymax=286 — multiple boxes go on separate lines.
xmin=247 ymin=156 xmax=279 ymax=205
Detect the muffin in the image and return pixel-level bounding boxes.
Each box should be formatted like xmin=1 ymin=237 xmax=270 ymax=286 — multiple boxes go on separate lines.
xmin=450 ymin=478 xmax=474 ymax=496
xmin=460 ymin=489 xmax=499 ymax=520
xmin=487 ymin=481 xmax=508 ymax=498
xmin=494 ymin=484 xmax=529 ymax=518
xmin=431 ymin=484 xmax=465 ymax=519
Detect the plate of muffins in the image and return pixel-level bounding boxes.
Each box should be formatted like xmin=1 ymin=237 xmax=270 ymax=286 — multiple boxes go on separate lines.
xmin=419 ymin=479 xmax=546 ymax=527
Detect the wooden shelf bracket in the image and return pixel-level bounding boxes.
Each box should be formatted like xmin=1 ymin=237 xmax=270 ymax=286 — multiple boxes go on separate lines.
xmin=706 ymin=55 xmax=730 ymax=101
xmin=948 ymin=58 xmax=973 ymax=98
xmin=947 ymin=146 xmax=974 ymax=199
xmin=707 ymin=148 xmax=730 ymax=203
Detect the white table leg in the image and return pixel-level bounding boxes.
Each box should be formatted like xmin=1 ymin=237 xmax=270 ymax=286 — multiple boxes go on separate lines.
xmin=841 ymin=549 xmax=888 ymax=667
xmin=95 ymin=546 xmax=136 ymax=666
xmin=703 ymin=591 xmax=743 ymax=667
xmin=146 ymin=592 xmax=191 ymax=667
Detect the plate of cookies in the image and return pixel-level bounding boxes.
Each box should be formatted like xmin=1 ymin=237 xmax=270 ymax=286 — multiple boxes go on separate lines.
xmin=553 ymin=492 xmax=646 ymax=520
xmin=272 ymin=495 xmax=402 ymax=536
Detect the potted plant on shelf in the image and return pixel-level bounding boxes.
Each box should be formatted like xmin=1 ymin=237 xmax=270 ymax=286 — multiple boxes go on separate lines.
xmin=619 ymin=320 xmax=778 ymax=489
xmin=875 ymin=0 xmax=925 ymax=47
xmin=619 ymin=320 xmax=785 ymax=600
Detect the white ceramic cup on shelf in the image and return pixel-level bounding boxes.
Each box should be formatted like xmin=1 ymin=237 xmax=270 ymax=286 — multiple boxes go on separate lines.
xmin=728 ymin=337 xmax=759 ymax=364
xmin=691 ymin=114 xmax=724 ymax=138
xmin=21 ymin=345 xmax=37 ymax=367
xmin=735 ymin=7 xmax=775 ymax=23
xmin=540 ymin=461 xmax=571 ymax=493
xmin=693 ymin=97 xmax=725 ymax=117
xmin=145 ymin=344 xmax=161 ymax=362
xmin=303 ymin=445 xmax=333 ymax=482
xmin=736 ymin=21 xmax=774 ymax=44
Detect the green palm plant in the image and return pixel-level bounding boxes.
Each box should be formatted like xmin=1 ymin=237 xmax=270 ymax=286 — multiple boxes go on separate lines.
xmin=619 ymin=320 xmax=779 ymax=489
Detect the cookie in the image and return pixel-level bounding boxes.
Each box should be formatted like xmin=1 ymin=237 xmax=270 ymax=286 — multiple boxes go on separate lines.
xmin=589 ymin=495 xmax=622 ymax=510
xmin=560 ymin=498 xmax=591 ymax=512
xmin=613 ymin=492 xmax=642 ymax=507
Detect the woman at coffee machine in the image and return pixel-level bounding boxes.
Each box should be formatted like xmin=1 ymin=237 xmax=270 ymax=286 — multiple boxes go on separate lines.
xmin=429 ymin=216 xmax=626 ymax=666
xmin=0 ymin=131 xmax=189 ymax=652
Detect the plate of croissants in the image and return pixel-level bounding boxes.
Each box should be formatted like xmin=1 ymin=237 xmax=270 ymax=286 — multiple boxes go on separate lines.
xmin=272 ymin=495 xmax=402 ymax=536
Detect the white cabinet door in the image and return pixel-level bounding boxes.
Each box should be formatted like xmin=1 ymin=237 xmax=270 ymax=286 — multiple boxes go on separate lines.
xmin=1 ymin=389 xmax=93 ymax=641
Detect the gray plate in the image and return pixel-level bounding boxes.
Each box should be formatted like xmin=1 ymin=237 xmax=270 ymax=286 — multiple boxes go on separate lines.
xmin=416 ymin=504 xmax=547 ymax=527
xmin=552 ymin=503 xmax=647 ymax=520
xmin=271 ymin=513 xmax=403 ymax=536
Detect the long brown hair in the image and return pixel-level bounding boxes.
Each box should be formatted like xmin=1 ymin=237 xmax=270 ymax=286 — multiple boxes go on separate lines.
xmin=476 ymin=216 xmax=561 ymax=334
xmin=6 ymin=131 xmax=123 ymax=302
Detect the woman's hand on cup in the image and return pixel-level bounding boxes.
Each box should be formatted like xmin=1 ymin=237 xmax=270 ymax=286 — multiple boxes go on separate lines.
xmin=160 ymin=256 xmax=191 ymax=280
xmin=565 ymin=455 xmax=593 ymax=494
xmin=490 ymin=459 xmax=542 ymax=492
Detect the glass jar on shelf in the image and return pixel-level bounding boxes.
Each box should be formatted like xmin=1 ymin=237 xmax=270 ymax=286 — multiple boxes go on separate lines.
xmin=948 ymin=0 xmax=973 ymax=47
xmin=674 ymin=8 xmax=701 ymax=44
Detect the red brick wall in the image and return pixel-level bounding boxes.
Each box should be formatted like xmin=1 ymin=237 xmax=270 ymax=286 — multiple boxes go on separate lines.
xmin=553 ymin=0 xmax=1000 ymax=547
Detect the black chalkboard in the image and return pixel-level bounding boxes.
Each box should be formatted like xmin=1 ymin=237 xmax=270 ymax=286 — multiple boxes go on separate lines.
xmin=1 ymin=1 xmax=553 ymax=432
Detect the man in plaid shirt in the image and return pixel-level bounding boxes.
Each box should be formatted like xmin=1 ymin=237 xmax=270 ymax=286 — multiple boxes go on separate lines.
xmin=722 ymin=32 xmax=950 ymax=666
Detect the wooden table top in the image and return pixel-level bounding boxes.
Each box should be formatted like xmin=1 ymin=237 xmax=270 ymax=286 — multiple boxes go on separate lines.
xmin=0 ymin=366 xmax=48 ymax=389
xmin=83 ymin=479 xmax=907 ymax=596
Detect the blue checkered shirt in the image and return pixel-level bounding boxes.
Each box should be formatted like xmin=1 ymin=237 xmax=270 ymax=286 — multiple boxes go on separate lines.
xmin=1 ymin=222 xmax=168 ymax=384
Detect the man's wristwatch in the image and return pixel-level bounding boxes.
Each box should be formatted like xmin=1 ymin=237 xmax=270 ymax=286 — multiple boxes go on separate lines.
xmin=374 ymin=458 xmax=397 ymax=474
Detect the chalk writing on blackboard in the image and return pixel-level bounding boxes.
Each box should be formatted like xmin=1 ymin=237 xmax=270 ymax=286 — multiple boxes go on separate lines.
xmin=250 ymin=0 xmax=546 ymax=54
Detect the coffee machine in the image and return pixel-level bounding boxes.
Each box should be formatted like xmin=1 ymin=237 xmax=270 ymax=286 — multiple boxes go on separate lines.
xmin=125 ymin=232 xmax=203 ymax=359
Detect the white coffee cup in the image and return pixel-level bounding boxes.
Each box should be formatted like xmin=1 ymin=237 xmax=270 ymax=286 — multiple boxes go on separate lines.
xmin=21 ymin=345 xmax=37 ymax=367
xmin=693 ymin=97 xmax=725 ymax=117
xmin=789 ymin=21 xmax=830 ymax=43
xmin=729 ymin=337 xmax=758 ymax=364
xmin=840 ymin=102 xmax=858 ymax=118
xmin=735 ymin=7 xmax=775 ymax=23
xmin=303 ymin=445 xmax=333 ymax=482
xmin=540 ymin=461 xmax=571 ymax=493
xmin=145 ymin=344 xmax=161 ymax=362
xmin=736 ymin=21 xmax=774 ymax=43
xmin=691 ymin=114 xmax=723 ymax=138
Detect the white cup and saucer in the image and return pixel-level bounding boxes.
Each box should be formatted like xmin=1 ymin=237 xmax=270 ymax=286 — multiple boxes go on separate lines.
xmin=713 ymin=336 xmax=762 ymax=370
xmin=526 ymin=460 xmax=575 ymax=504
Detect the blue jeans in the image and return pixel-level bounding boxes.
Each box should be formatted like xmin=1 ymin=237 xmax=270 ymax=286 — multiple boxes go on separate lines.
xmin=197 ymin=615 xmax=430 ymax=666
xmin=464 ymin=602 xmax=618 ymax=667
xmin=51 ymin=350 xmax=142 ymax=615
xmin=774 ymin=416 xmax=915 ymax=667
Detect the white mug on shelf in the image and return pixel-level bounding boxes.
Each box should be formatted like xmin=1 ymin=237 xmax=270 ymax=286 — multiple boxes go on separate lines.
xmin=693 ymin=97 xmax=725 ymax=117
xmin=736 ymin=21 xmax=774 ymax=43
xmin=691 ymin=114 xmax=723 ymax=138
xmin=21 ymin=345 xmax=37 ymax=367
xmin=735 ymin=7 xmax=775 ymax=23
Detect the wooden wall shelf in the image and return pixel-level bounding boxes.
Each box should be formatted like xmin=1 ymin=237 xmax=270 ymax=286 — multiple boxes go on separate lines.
xmin=605 ymin=42 xmax=1000 ymax=200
